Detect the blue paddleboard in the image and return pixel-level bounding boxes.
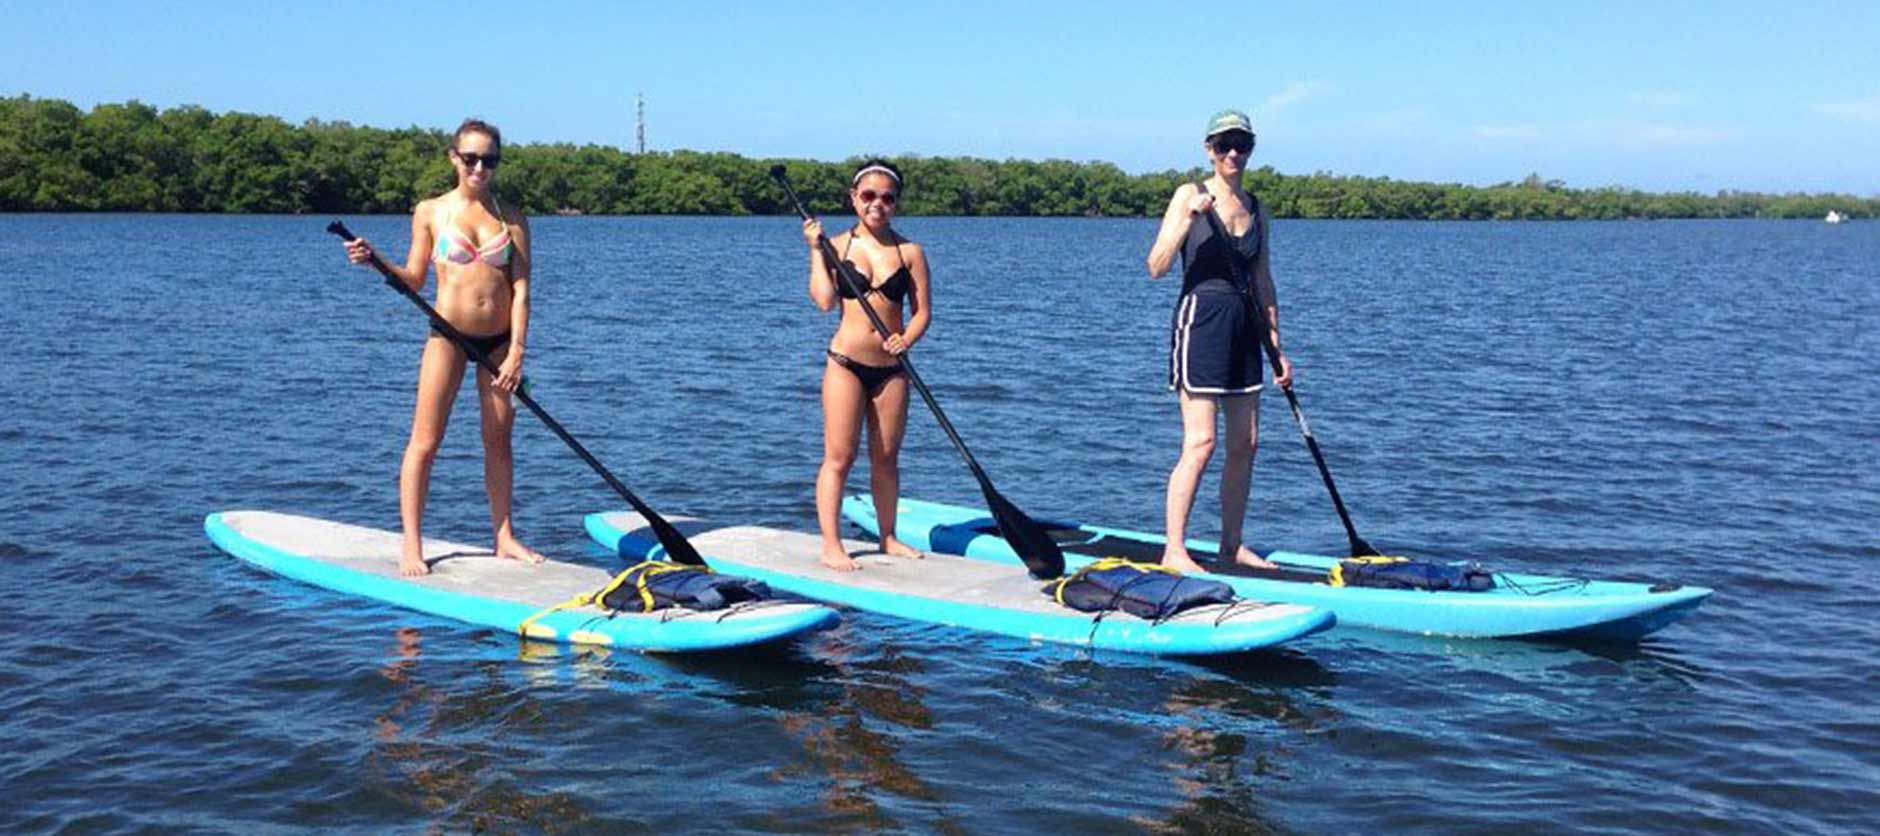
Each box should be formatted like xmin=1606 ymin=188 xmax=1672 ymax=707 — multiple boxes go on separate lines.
xmin=207 ymin=511 xmax=838 ymax=651
xmin=585 ymin=511 xmax=1334 ymax=657
xmin=843 ymin=496 xmax=1710 ymax=641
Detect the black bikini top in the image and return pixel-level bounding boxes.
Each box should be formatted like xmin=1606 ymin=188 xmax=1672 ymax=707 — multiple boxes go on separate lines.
xmin=835 ymin=229 xmax=911 ymax=302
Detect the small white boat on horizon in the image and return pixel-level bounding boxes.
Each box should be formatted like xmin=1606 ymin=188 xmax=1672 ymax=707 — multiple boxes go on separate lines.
xmin=1825 ymin=210 xmax=1848 ymax=224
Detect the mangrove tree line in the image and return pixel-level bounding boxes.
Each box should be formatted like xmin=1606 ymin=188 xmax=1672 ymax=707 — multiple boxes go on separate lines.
xmin=2 ymin=95 xmax=1873 ymax=220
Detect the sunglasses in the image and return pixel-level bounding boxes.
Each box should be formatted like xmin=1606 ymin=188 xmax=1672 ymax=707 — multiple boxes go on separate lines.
xmin=857 ymin=188 xmax=898 ymax=206
xmin=1209 ymin=133 xmax=1255 ymax=156
xmin=453 ymin=150 xmax=502 ymax=170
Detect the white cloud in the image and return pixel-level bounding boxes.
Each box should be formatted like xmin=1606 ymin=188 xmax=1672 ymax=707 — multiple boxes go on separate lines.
xmin=1259 ymin=81 xmax=1333 ymax=117
xmin=1362 ymin=108 xmax=1429 ymax=134
xmin=1470 ymin=119 xmax=1730 ymax=150
xmin=1627 ymin=90 xmax=1693 ymax=109
xmin=1812 ymin=95 xmax=1880 ymax=126
xmin=1614 ymin=123 xmax=1731 ymax=149
xmin=1473 ymin=124 xmax=1542 ymax=141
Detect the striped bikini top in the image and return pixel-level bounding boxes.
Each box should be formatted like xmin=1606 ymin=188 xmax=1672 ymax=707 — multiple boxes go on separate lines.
xmin=434 ymin=196 xmax=512 ymax=267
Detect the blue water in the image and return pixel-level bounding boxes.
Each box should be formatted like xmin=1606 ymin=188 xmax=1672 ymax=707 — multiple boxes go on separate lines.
xmin=2 ymin=214 xmax=1875 ymax=834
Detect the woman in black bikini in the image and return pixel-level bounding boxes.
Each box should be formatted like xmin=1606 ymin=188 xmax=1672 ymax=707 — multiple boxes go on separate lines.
xmin=339 ymin=118 xmax=544 ymax=577
xmin=801 ymin=159 xmax=931 ymax=571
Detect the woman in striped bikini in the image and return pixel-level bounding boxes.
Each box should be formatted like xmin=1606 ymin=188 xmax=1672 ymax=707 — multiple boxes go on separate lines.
xmin=1146 ymin=110 xmax=1293 ymax=573
xmin=340 ymin=118 xmax=544 ymax=576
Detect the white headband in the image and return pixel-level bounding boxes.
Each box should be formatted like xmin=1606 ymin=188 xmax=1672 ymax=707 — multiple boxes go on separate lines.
xmin=851 ymin=165 xmax=902 ymax=186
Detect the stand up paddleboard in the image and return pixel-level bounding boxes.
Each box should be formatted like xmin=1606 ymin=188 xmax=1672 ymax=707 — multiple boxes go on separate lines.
xmin=584 ymin=511 xmax=1334 ymax=656
xmin=843 ymin=496 xmax=1711 ymax=641
xmin=207 ymin=511 xmax=838 ymax=651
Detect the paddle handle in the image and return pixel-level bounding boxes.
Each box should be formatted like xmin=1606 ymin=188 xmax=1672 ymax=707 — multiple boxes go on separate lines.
xmin=324 ymin=221 xmax=707 ymax=566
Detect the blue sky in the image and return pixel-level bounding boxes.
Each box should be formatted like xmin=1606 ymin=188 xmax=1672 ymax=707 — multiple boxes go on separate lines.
xmin=6 ymin=1 xmax=1877 ymax=194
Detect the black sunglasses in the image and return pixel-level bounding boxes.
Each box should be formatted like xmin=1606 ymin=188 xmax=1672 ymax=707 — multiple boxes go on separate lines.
xmin=1209 ymin=133 xmax=1255 ymax=156
xmin=857 ymin=188 xmax=898 ymax=206
xmin=454 ymin=150 xmax=502 ymax=170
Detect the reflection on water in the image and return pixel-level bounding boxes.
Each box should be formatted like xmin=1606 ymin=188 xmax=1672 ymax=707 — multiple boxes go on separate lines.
xmin=1152 ymin=656 xmax=1330 ymax=835
xmin=370 ymin=627 xmax=596 ymax=834
xmin=765 ymin=633 xmax=946 ymax=832
xmin=653 ymin=637 xmax=847 ymax=710
xmin=1009 ymin=649 xmax=1332 ymax=834
xmin=1325 ymin=627 xmax=1712 ymax=691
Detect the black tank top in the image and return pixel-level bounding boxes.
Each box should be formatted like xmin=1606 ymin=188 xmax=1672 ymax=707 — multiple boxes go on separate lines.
xmin=1180 ymin=190 xmax=1263 ymax=295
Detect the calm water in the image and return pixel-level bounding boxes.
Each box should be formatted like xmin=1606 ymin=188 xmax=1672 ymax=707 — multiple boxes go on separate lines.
xmin=1 ymin=214 xmax=1875 ymax=835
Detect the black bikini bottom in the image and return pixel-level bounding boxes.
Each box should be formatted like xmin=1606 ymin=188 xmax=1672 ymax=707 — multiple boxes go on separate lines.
xmin=827 ymin=350 xmax=905 ymax=394
xmin=433 ymin=327 xmax=511 ymax=360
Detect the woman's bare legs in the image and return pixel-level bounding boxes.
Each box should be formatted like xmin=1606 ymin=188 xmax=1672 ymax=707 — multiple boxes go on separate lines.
xmin=863 ymin=373 xmax=920 ymax=558
xmin=477 ymin=344 xmax=543 ymax=564
xmin=817 ymin=358 xmax=866 ymax=571
xmin=1216 ymin=392 xmax=1276 ymax=568
xmin=399 ymin=337 xmax=468 ymax=576
xmin=1162 ymin=389 xmax=1218 ymax=572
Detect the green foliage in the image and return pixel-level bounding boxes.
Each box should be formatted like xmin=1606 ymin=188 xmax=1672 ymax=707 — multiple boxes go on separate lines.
xmin=2 ymin=95 xmax=1876 ymax=219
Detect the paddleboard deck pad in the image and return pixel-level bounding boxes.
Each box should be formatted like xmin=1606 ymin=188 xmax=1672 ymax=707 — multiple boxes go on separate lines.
xmin=584 ymin=511 xmax=1334 ymax=656
xmin=206 ymin=511 xmax=838 ymax=651
xmin=843 ymin=496 xmax=1712 ymax=641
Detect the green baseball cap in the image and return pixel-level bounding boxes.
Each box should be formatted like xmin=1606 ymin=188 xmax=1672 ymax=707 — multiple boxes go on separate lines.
xmin=1204 ymin=109 xmax=1254 ymax=138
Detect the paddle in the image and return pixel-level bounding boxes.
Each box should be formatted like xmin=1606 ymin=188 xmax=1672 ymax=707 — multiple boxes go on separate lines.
xmin=1189 ymin=181 xmax=1381 ymax=557
xmin=325 ymin=220 xmax=706 ymax=567
xmin=768 ymin=166 xmax=1065 ymax=580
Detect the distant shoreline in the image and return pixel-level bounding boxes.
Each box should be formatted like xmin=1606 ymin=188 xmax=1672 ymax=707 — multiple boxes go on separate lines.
xmin=5 ymin=95 xmax=1874 ymax=220
xmin=0 ymin=211 xmax=1860 ymax=222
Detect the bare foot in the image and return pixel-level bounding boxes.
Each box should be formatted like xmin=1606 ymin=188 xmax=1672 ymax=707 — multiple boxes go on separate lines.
xmin=820 ymin=545 xmax=861 ymax=572
xmin=495 ymin=534 xmax=547 ymax=565
xmin=1160 ymin=545 xmax=1206 ymax=574
xmin=399 ymin=542 xmax=431 ymax=577
xmin=1228 ymin=545 xmax=1279 ymax=570
xmin=879 ymin=536 xmax=923 ymax=559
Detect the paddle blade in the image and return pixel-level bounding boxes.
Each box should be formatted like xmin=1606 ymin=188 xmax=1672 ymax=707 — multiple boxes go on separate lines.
xmin=985 ymin=490 xmax=1065 ymax=580
xmin=643 ymin=512 xmax=706 ymax=566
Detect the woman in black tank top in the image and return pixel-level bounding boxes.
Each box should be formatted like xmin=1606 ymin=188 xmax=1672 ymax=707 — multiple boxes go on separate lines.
xmin=802 ymin=159 xmax=933 ymax=571
xmin=1145 ymin=110 xmax=1295 ymax=574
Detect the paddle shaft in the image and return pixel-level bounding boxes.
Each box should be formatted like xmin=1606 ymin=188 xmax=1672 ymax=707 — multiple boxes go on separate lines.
xmin=1190 ymin=182 xmax=1378 ymax=556
xmin=325 ymin=221 xmax=705 ymax=566
xmin=769 ymin=170 xmax=1063 ymax=578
